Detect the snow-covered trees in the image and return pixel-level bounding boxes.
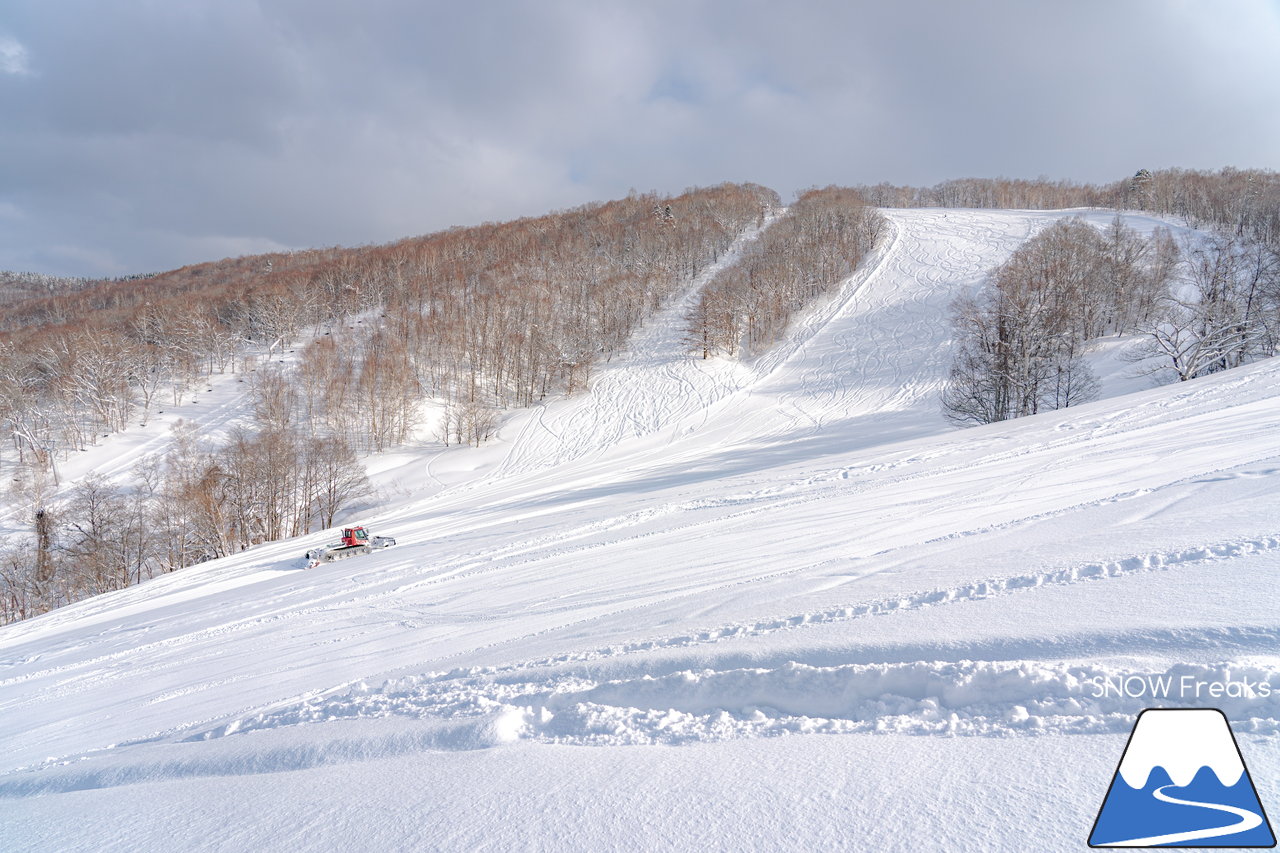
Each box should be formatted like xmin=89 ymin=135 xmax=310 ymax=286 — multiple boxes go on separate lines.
xmin=1133 ymin=234 xmax=1280 ymax=381
xmin=943 ymin=217 xmax=1176 ymax=425
xmin=0 ymin=270 xmax=96 ymax=309
xmin=869 ymin=167 xmax=1280 ymax=402
xmin=59 ymin=475 xmax=141 ymax=595
xmin=688 ymin=187 xmax=884 ymax=358
xmin=942 ymin=271 xmax=1100 ymax=425
xmin=1126 ymin=168 xmax=1280 ymax=248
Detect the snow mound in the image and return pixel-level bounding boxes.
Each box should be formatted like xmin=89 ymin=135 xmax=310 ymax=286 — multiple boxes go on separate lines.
xmin=192 ymin=659 xmax=1280 ymax=748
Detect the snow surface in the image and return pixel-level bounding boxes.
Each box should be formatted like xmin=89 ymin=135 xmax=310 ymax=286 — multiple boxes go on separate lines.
xmin=2 ymin=208 xmax=1278 ymax=852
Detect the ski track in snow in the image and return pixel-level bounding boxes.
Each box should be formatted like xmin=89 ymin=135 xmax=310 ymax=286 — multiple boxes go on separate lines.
xmin=145 ymin=536 xmax=1280 ymax=756
xmin=2 ymin=208 xmax=1278 ymax=830
xmin=5 ymin=654 xmax=1279 ymax=798
xmin=476 ymin=211 xmax=784 ymax=483
xmin=202 ymin=658 xmax=1280 ymax=747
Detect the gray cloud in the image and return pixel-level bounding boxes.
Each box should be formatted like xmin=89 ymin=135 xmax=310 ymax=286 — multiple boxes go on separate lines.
xmin=1 ymin=0 xmax=1278 ymax=277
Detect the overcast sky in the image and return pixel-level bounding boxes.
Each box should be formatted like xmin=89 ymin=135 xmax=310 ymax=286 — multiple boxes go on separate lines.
xmin=2 ymin=0 xmax=1278 ymax=277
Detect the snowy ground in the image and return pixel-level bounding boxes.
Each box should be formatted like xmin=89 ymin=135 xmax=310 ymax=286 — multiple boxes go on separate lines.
xmin=2 ymin=208 xmax=1277 ymax=852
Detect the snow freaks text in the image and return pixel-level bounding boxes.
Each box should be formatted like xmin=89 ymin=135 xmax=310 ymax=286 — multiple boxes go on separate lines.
xmin=1087 ymin=675 xmax=1273 ymax=701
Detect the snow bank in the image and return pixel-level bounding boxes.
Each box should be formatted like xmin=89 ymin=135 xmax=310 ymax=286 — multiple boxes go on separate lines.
xmin=191 ymin=658 xmax=1280 ymax=749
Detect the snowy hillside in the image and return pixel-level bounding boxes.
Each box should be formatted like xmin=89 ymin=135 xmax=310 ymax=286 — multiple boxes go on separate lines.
xmin=2 ymin=208 xmax=1278 ymax=852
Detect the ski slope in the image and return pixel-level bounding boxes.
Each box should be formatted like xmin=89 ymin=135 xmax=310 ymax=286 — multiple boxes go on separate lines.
xmin=2 ymin=208 xmax=1278 ymax=852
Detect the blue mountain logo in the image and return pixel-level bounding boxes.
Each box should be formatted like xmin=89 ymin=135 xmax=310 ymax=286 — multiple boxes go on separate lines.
xmin=1090 ymin=708 xmax=1275 ymax=847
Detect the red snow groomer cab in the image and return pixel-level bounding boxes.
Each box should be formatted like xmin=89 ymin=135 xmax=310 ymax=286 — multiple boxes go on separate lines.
xmin=304 ymin=525 xmax=396 ymax=568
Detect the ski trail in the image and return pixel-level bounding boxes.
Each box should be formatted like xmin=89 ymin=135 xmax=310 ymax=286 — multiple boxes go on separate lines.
xmin=1106 ymin=785 xmax=1264 ymax=847
xmin=678 ymin=207 xmax=1205 ymax=458
xmin=483 ymin=210 xmax=784 ymax=479
xmin=392 ymin=207 xmax=1198 ymax=513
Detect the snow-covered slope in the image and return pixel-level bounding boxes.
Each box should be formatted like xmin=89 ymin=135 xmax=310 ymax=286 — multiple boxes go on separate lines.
xmin=2 ymin=209 xmax=1277 ymax=852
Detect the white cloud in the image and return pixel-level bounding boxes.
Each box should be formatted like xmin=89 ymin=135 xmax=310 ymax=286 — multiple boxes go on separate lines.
xmin=0 ymin=36 xmax=31 ymax=76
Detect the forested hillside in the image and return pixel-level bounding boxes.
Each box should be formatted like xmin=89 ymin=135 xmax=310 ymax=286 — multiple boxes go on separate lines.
xmin=0 ymin=183 xmax=779 ymax=620
xmin=688 ymin=187 xmax=885 ymax=358
xmin=3 ymin=168 xmax=1278 ymax=625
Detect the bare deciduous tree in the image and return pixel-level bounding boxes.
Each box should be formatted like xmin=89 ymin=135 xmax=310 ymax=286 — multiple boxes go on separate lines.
xmin=943 ymin=217 xmax=1174 ymax=424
